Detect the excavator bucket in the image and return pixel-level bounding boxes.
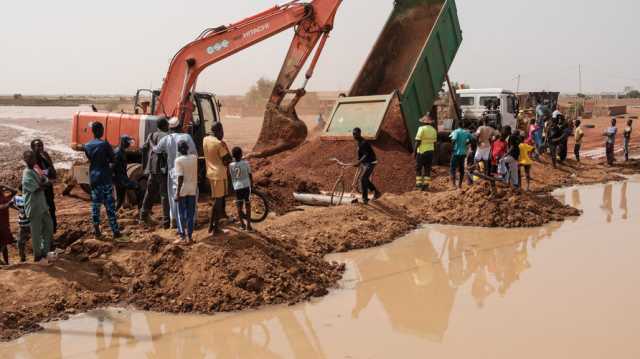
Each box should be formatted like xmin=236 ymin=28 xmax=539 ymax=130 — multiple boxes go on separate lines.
xmin=252 ymin=106 xmax=308 ymax=158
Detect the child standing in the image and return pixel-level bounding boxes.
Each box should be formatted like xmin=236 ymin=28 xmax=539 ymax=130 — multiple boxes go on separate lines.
xmin=12 ymin=195 xmax=30 ymax=262
xmin=623 ymin=119 xmax=633 ymax=162
xmin=229 ymin=147 xmax=253 ymax=231
xmin=0 ymin=185 xmax=17 ymax=265
xmin=174 ymin=141 xmax=198 ymax=244
xmin=519 ymin=139 xmax=535 ymax=191
xmin=491 ymin=134 xmax=508 ymax=176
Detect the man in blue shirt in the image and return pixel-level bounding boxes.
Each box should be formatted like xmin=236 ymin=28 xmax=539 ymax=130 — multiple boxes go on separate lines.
xmin=449 ymin=125 xmax=473 ymax=189
xmin=84 ymin=122 xmax=122 ymax=239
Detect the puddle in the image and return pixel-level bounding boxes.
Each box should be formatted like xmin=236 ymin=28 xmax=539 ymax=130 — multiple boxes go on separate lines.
xmin=1 ymin=179 xmax=639 ymax=358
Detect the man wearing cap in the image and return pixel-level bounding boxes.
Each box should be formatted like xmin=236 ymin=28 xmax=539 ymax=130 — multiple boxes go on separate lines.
xmin=414 ymin=114 xmax=437 ymax=190
xmin=84 ymin=122 xmax=123 ymax=239
xmin=113 ymin=135 xmax=143 ymax=211
xmin=153 ymin=117 xmax=198 ymax=227
xmin=203 ymin=121 xmax=232 ymax=235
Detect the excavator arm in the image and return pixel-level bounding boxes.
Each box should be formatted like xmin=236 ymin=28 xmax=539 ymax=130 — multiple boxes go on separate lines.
xmin=156 ymin=0 xmax=342 ymax=155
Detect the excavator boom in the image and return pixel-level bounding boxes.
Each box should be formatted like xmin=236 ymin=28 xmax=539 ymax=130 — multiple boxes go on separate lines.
xmin=156 ymin=0 xmax=342 ymax=156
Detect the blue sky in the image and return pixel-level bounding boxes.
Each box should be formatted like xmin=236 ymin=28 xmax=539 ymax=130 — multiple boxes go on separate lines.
xmin=0 ymin=0 xmax=638 ymax=95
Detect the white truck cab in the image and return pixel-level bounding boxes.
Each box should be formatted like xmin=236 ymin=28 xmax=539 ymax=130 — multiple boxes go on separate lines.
xmin=457 ymin=88 xmax=518 ymax=129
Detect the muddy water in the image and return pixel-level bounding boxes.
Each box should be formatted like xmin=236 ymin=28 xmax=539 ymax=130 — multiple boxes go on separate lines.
xmin=2 ymin=179 xmax=640 ymax=358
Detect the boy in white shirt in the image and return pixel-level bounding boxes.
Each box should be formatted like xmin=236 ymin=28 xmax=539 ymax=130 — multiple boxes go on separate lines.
xmin=174 ymin=141 xmax=198 ymax=244
xmin=229 ymin=147 xmax=253 ymax=231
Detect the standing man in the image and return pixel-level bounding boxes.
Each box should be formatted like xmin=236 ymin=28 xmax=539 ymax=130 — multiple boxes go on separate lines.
xmin=574 ymin=119 xmax=584 ymax=162
xmin=30 ymin=139 xmax=57 ymax=233
xmin=623 ymin=119 xmax=633 ymax=162
xmin=203 ymin=121 xmax=231 ymax=235
xmin=449 ymin=125 xmax=473 ymax=189
xmin=414 ymin=115 xmax=437 ymax=190
xmin=140 ymin=117 xmax=170 ymax=227
xmin=154 ymin=117 xmax=198 ymax=228
xmin=474 ymin=119 xmax=497 ymax=175
xmin=84 ymin=122 xmax=122 ymax=239
xmin=21 ymin=151 xmax=54 ymax=264
xmin=353 ymin=127 xmax=381 ymax=204
xmin=604 ymin=118 xmax=617 ymax=166
xmin=113 ymin=135 xmax=142 ymax=211
xmin=557 ymin=116 xmax=571 ymax=163
xmin=547 ymin=118 xmax=562 ymax=168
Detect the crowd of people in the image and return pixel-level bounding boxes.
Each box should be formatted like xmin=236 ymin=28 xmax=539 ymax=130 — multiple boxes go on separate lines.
xmin=0 ymin=117 xmax=255 ymax=266
xmin=410 ymin=103 xmax=634 ymax=192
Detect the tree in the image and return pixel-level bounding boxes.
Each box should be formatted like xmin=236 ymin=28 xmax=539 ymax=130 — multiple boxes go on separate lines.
xmin=626 ymin=90 xmax=640 ymax=99
xmin=244 ymin=77 xmax=275 ymax=108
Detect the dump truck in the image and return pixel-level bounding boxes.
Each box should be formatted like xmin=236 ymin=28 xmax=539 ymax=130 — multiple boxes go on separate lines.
xmin=321 ymin=0 xmax=463 ymax=156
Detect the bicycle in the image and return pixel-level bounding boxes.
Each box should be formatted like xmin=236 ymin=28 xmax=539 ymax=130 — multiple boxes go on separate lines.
xmin=224 ymin=187 xmax=270 ymax=223
xmin=329 ymin=158 xmax=362 ymax=206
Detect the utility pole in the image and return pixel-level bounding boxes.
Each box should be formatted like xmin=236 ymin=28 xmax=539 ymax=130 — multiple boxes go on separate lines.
xmin=578 ymin=64 xmax=582 ymax=95
xmin=515 ymin=74 xmax=521 ymax=93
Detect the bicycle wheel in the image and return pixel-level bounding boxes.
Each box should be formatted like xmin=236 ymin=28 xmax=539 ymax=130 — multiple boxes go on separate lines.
xmin=330 ymin=178 xmax=346 ymax=206
xmin=249 ymin=190 xmax=270 ymax=223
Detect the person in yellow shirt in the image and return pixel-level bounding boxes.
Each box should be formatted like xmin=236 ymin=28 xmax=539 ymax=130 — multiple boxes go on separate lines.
xmin=518 ymin=138 xmax=535 ymax=191
xmin=414 ymin=114 xmax=438 ymax=190
xmin=203 ymin=121 xmax=232 ymax=235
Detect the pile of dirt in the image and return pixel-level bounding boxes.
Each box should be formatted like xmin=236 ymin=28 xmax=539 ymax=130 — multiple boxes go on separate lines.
xmin=403 ymin=184 xmax=582 ymax=228
xmin=124 ymin=233 xmax=343 ymax=313
xmin=253 ymin=136 xmax=415 ymax=200
xmin=261 ymin=201 xmax=418 ymax=256
xmin=0 ymin=228 xmax=344 ymax=341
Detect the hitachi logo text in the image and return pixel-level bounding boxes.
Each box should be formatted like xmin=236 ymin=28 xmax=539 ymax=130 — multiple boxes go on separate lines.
xmin=243 ymin=24 xmax=270 ymax=39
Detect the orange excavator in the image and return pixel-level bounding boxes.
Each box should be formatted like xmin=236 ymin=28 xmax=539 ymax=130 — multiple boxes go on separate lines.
xmin=69 ymin=0 xmax=342 ymax=188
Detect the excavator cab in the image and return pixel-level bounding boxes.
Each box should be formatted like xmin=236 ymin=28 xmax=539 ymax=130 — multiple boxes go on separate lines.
xmin=134 ymin=89 xmax=160 ymax=115
xmin=190 ymin=92 xmax=221 ymax=156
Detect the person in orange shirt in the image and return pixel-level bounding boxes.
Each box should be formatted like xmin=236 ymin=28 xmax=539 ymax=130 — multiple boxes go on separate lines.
xmin=518 ymin=138 xmax=535 ymax=191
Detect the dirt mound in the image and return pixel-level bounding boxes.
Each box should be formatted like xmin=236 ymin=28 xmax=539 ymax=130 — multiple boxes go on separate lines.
xmin=261 ymin=201 xmax=418 ymax=256
xmin=403 ymin=184 xmax=582 ymax=228
xmin=125 ymin=233 xmax=343 ymax=313
xmin=253 ymin=137 xmax=416 ymax=209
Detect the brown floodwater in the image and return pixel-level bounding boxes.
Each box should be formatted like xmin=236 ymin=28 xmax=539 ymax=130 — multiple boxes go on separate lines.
xmin=2 ymin=179 xmax=640 ymax=358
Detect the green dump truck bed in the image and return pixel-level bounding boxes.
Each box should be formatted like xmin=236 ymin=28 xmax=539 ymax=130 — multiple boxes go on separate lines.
xmin=323 ymin=0 xmax=462 ymax=144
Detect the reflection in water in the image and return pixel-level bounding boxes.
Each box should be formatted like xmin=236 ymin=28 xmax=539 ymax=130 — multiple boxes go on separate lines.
xmin=601 ymin=184 xmax=613 ymax=222
xmin=572 ymin=189 xmax=582 ymax=208
xmin=435 ymin=223 xmax=562 ymax=310
xmin=351 ymin=231 xmax=455 ymax=343
xmin=620 ymin=182 xmax=628 ymax=220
